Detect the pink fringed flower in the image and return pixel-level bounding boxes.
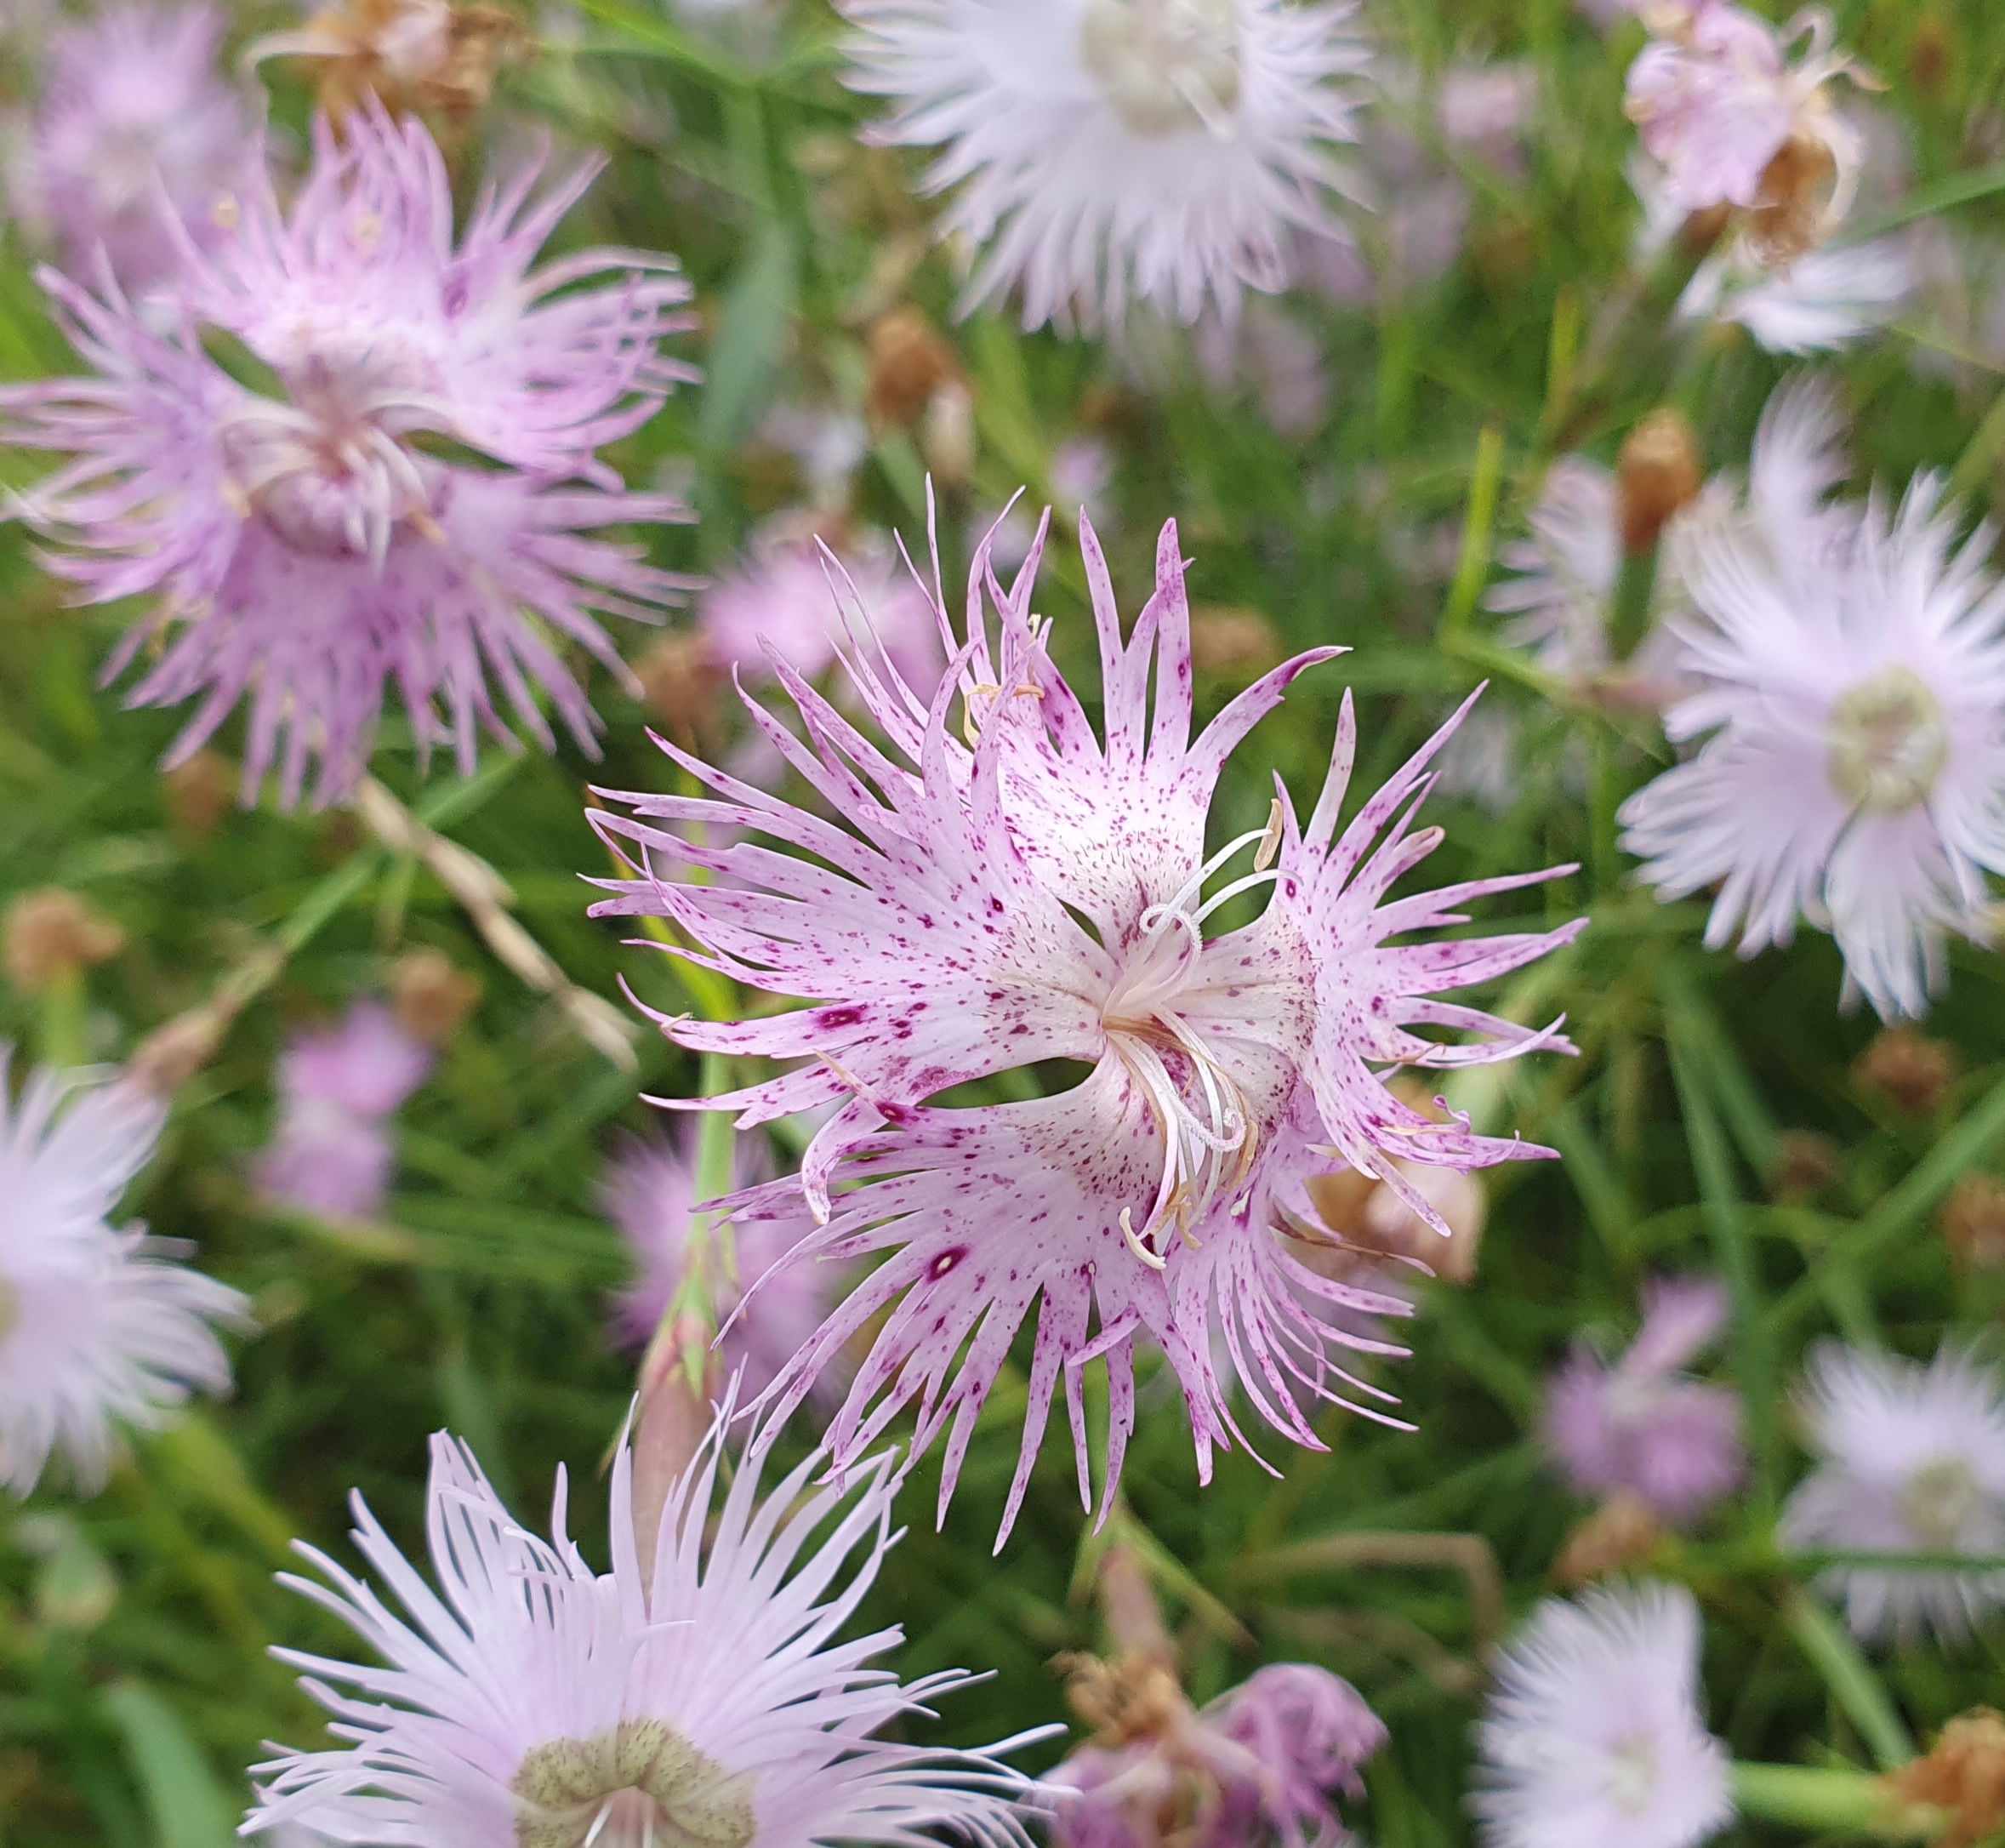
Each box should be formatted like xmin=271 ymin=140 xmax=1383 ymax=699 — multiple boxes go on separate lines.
xmin=255 ymin=1002 xmax=432 ymax=1222
xmin=1542 ymin=1276 xmax=1746 ymax=1526
xmin=839 ymin=0 xmax=1369 ymax=333
xmin=592 ymin=505 xmax=1581 ymax=1537
xmin=0 ymin=1056 xmax=245 ymax=1496
xmin=604 ymin=1130 xmax=838 ymax=1402
xmin=1474 ymin=1582 xmax=1734 ymax=1848
xmin=245 ymin=1409 xmax=1040 ymax=1846
xmin=1048 ymin=1663 xmax=1383 ymax=1848
xmin=700 ymin=537 xmax=939 ymax=691
xmin=3 ymin=109 xmax=693 ymax=807
xmin=9 ymin=3 xmax=255 ymax=299
xmin=1779 ymin=1343 xmax=2005 ymax=1643
xmin=1626 ymin=2 xmax=1861 ymax=220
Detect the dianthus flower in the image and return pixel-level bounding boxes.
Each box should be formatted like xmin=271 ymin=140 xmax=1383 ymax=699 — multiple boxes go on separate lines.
xmin=1473 ymin=1581 xmax=1734 ymax=1848
xmin=700 ymin=536 xmax=938 ymax=691
xmin=255 ymin=1001 xmax=433 ymax=1222
xmin=1626 ymin=2 xmax=1863 ymax=225
xmin=3 ymin=109 xmax=692 ymax=808
xmin=0 ymin=1056 xmax=245 ymax=1496
xmin=1620 ymin=448 xmax=2005 ymax=1019
xmin=1541 ymin=1276 xmax=1746 ymax=1526
xmin=604 ymin=1129 xmax=837 ymax=1402
xmin=1048 ymin=1661 xmax=1383 ymax=1848
xmin=245 ymin=1410 xmax=1039 ymax=1846
xmin=839 ymin=0 xmax=1369 ymax=332
xmin=1779 ymin=1343 xmax=2005 ymax=1644
xmin=9 ymin=3 xmax=255 ymax=299
xmin=592 ymin=505 xmax=1581 ymax=1536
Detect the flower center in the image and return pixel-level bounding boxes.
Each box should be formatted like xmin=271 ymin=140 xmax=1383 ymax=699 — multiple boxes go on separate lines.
xmin=1099 ymin=808 xmax=1281 ymax=1269
xmin=1827 ymin=666 xmax=1947 ymax=815
xmin=511 ymin=1719 xmax=755 ymax=1848
xmin=1079 ymin=0 xmax=1243 ymax=138
xmin=1607 ymin=1735 xmax=1658 ymax=1814
xmin=1901 ymin=1455 xmax=1985 ymax=1552
xmin=217 ymin=351 xmax=443 ymax=563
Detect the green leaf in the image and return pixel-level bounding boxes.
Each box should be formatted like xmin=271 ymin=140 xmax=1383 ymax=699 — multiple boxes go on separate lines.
xmin=100 ymin=1681 xmax=239 ymax=1848
xmin=696 ymin=225 xmax=799 ymax=461
xmin=1781 ymin=1588 xmax=1914 ymax=1772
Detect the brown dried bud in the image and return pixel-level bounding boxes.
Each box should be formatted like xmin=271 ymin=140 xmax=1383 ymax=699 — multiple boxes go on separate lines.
xmin=635 ymin=632 xmax=727 ymax=740
xmin=1746 ymin=134 xmax=1840 ymax=267
xmin=1552 ymin=1492 xmax=1664 ymax=1588
xmin=393 ymin=949 xmax=482 ymax=1046
xmin=1678 ymin=202 xmax=1735 ymax=259
xmin=866 ymin=306 xmax=962 ymax=430
xmin=1889 ymin=1709 xmax=2005 ymax=1848
xmin=1768 ymin=1129 xmax=1842 ymax=1205
xmin=1909 ymin=13 xmax=1953 ymax=96
xmin=261 ymin=0 xmax=529 ymax=126
xmin=126 ymin=1008 xmax=230 ymax=1098
xmin=1943 ymin=1173 xmax=2005 ymax=1275
xmin=1617 ymin=410 xmax=1703 ymax=555
xmin=3 ymin=890 xmax=123 ymax=993
xmin=163 ymin=750 xmax=237 ymax=840
xmin=1058 ymin=1650 xmax=1186 ymax=1746
xmin=1854 ymin=1024 xmax=1956 ymax=1115
xmin=1188 ymin=606 xmax=1282 ymax=676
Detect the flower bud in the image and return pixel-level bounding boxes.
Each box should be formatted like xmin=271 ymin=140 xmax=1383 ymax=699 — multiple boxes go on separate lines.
xmin=1617 ymin=409 xmax=1702 ymax=556
xmin=393 ymin=949 xmax=482 ymax=1047
xmin=1889 ymin=1709 xmax=2005 ymax=1848
xmin=1552 ymin=1492 xmax=1664 ymax=1588
xmin=866 ymin=306 xmax=962 ymax=430
xmin=1768 ymin=1129 xmax=1842 ymax=1205
xmin=918 ymin=378 xmax=977 ymax=487
xmin=255 ymin=0 xmax=528 ymax=125
xmin=635 ymin=632 xmax=728 ymax=740
xmin=1746 ymin=133 xmax=1839 ymax=266
xmin=1188 ymin=605 xmax=1282 ymax=676
xmin=1942 ymin=1173 xmax=2005 ymax=1275
xmin=3 ymin=889 xmax=123 ymax=993
xmin=1854 ymin=1024 xmax=1956 ymax=1115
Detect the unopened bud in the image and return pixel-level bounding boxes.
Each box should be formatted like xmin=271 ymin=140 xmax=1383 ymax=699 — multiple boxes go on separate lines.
xmin=1768 ymin=1129 xmax=1842 ymax=1205
xmin=393 ymin=949 xmax=482 ymax=1046
xmin=3 ymin=890 xmax=123 ymax=993
xmin=918 ymin=378 xmax=977 ymax=488
xmin=1188 ymin=606 xmax=1282 ymax=676
xmin=163 ymin=749 xmax=237 ymax=839
xmin=866 ymin=305 xmax=961 ymax=429
xmin=1617 ymin=410 xmax=1702 ymax=555
xmin=1909 ymin=12 xmax=1953 ymax=96
xmin=1552 ymin=1492 xmax=1664 ymax=1588
xmin=1746 ymin=134 xmax=1839 ymax=266
xmin=1943 ymin=1173 xmax=2005 ymax=1275
xmin=1854 ymin=1024 xmax=1956 ymax=1115
xmin=1889 ymin=1708 xmax=2005 ymax=1848
xmin=255 ymin=0 xmax=528 ymax=126
xmin=635 ymin=631 xmax=727 ymax=739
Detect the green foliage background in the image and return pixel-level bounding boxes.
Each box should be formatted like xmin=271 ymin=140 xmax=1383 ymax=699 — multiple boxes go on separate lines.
xmin=4 ymin=0 xmax=2005 ymax=1841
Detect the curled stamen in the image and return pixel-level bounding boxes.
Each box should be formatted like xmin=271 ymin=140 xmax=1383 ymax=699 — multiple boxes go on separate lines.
xmin=1119 ymin=1206 xmax=1167 ymax=1270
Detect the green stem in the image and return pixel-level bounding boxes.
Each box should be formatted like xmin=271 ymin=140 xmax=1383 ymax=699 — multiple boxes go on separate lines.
xmin=1440 ymin=424 xmax=1506 ymax=643
xmin=1609 ymin=546 xmax=1659 ymax=658
xmin=1783 ymin=1588 xmax=1915 ymax=1771
xmin=1732 ymin=1764 xmax=1941 ymax=1839
xmin=37 ymin=967 xmax=88 ymax=1070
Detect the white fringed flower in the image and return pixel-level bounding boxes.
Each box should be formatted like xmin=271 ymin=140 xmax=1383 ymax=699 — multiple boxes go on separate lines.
xmin=1473 ymin=1582 xmax=1733 ymax=1848
xmin=1621 ymin=413 xmax=2005 ymax=1018
xmin=1780 ymin=1343 xmax=2005 ymax=1644
xmin=0 ymin=1057 xmax=244 ymax=1496
xmin=246 ymin=1412 xmax=1040 ymax=1846
xmin=840 ymin=0 xmax=1368 ymax=332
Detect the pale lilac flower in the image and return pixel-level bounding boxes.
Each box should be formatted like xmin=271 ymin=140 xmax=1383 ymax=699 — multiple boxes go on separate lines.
xmin=1779 ymin=1343 xmax=2005 ymax=1643
xmin=256 ymin=1003 xmax=432 ymax=1222
xmin=1473 ymin=1582 xmax=1734 ymax=1848
xmin=1051 ymin=436 xmax=1117 ymax=529
xmin=591 ymin=504 xmax=1582 ymax=1536
xmin=1486 ymin=461 xmax=1624 ymax=678
xmin=1193 ymin=299 xmax=1330 ymax=437
xmin=3 ymin=109 xmax=693 ymax=808
xmin=9 ymin=3 xmax=254 ymax=300
xmin=1542 ymin=1277 xmax=1746 ymax=1525
xmin=244 ymin=1412 xmax=1039 ymax=1846
xmin=1678 ymin=233 xmax=1913 ymax=354
xmin=700 ymin=536 xmax=938 ymax=692
xmin=1621 ymin=444 xmax=2005 ymax=1018
xmin=1048 ymin=1663 xmax=1382 ymax=1848
xmin=604 ymin=1129 xmax=838 ymax=1403
xmin=840 ymin=0 xmax=1369 ymax=333
xmin=1626 ymin=1 xmax=1861 ymax=220
xmin=0 ymin=1057 xmax=244 ymax=1497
